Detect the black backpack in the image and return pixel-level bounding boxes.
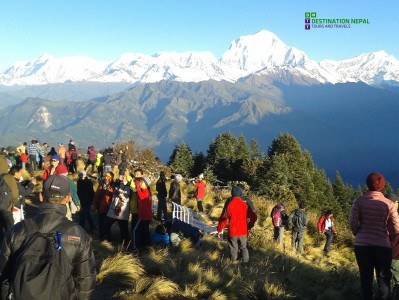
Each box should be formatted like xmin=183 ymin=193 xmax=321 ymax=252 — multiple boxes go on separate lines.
xmin=0 ymin=174 xmax=12 ymax=210
xmin=5 ymin=218 xmax=75 ymax=300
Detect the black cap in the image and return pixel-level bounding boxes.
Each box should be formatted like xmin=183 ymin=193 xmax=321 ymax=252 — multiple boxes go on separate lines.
xmin=43 ymin=175 xmax=70 ymax=199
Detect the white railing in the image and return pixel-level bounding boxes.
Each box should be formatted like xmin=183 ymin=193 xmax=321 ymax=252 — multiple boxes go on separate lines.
xmin=171 ymin=201 xmax=218 ymax=234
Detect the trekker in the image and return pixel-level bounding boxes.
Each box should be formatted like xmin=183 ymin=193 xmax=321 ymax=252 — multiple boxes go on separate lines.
xmin=0 ymin=175 xmax=96 ymax=299
xmin=0 ymin=156 xmax=19 ymax=241
xmin=288 ymin=202 xmax=308 ymax=255
xmin=85 ymin=145 xmax=96 ymax=174
xmin=133 ymin=176 xmax=153 ymax=251
xmin=95 ymin=152 xmax=104 ymax=179
xmin=42 ymin=154 xmax=63 ymax=181
xmin=9 ymin=166 xmax=37 ymax=223
xmin=28 ymin=140 xmax=39 ymax=172
xmin=349 ymin=172 xmax=399 ymax=300
xmin=130 ymin=169 xmax=142 ymax=240
xmin=77 ymin=171 xmax=95 ymax=233
xmin=217 ymin=186 xmax=256 ymax=263
xmin=67 ymin=146 xmax=79 ymax=174
xmin=156 ymin=171 xmax=168 ymax=221
xmin=102 ymin=169 xmax=131 ymax=244
xmin=192 ymin=173 xmax=206 ymax=213
xmin=317 ymin=209 xmax=337 ymax=254
xmin=271 ymin=201 xmax=288 ymax=248
xmin=169 ymin=174 xmax=182 ymax=205
xmin=57 ymin=143 xmax=67 ymax=166
xmin=93 ymin=172 xmax=114 ymax=240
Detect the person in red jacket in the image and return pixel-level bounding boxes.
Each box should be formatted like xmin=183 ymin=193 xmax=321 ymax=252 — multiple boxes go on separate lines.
xmin=317 ymin=209 xmax=337 ymax=255
xmin=217 ymin=186 xmax=256 ymax=263
xmin=132 ymin=176 xmax=153 ymax=251
xmin=192 ymin=173 xmax=206 ymax=212
xmin=93 ymin=172 xmax=114 ymax=240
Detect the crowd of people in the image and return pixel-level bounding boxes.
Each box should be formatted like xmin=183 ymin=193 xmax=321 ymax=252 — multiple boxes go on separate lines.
xmin=1 ymin=140 xmax=399 ymax=299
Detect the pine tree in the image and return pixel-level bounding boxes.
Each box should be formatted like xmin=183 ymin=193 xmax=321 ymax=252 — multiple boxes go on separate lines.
xmin=167 ymin=143 xmax=194 ymax=177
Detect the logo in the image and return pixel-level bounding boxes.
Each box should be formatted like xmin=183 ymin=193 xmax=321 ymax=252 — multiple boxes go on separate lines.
xmin=67 ymin=235 xmax=81 ymax=242
xmin=304 ymin=11 xmax=369 ymax=30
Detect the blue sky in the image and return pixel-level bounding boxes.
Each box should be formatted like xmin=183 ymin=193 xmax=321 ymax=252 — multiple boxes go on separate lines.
xmin=0 ymin=0 xmax=397 ymax=71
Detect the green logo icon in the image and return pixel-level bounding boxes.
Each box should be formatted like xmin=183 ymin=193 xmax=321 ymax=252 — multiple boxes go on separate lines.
xmin=305 ymin=12 xmax=310 ymax=18
xmin=311 ymin=12 xmax=316 ymax=18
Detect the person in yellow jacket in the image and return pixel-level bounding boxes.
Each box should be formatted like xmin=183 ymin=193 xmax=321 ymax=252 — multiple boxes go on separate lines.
xmin=95 ymin=152 xmax=104 ymax=179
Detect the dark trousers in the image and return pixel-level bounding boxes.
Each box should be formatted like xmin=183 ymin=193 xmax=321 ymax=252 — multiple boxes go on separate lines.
xmin=323 ymin=229 xmax=334 ymax=252
xmin=102 ymin=216 xmax=129 ymax=244
xmin=79 ymin=206 xmax=95 ymax=231
xmin=354 ymin=245 xmax=392 ymax=300
xmin=84 ymin=160 xmax=95 ymax=173
xmin=197 ymin=199 xmax=204 ymax=212
xmin=132 ymin=219 xmax=152 ymax=250
xmin=0 ymin=209 xmax=14 ymax=242
xmin=228 ymin=235 xmax=249 ymax=262
xmin=29 ymin=155 xmax=37 ymax=172
xmin=68 ymin=160 xmax=77 ymax=174
xmin=98 ymin=213 xmax=107 ymax=240
xmin=157 ymin=196 xmax=168 ymax=220
xmin=292 ymin=230 xmax=305 ymax=254
xmin=97 ymin=165 xmax=104 ymax=179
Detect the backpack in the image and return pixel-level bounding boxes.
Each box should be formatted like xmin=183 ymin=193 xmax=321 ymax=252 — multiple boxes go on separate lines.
xmin=291 ymin=210 xmax=301 ymax=228
xmin=271 ymin=206 xmax=282 ymax=227
xmin=0 ymin=174 xmax=12 ymax=210
xmin=5 ymin=218 xmax=74 ymax=300
xmin=71 ymin=151 xmax=78 ymax=160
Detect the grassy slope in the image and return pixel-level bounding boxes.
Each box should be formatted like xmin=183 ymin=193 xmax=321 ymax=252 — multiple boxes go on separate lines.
xmin=23 ymin=165 xmax=360 ymax=300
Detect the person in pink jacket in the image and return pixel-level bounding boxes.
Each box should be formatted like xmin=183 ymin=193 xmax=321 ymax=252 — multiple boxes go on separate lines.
xmin=349 ymin=172 xmax=399 ymax=300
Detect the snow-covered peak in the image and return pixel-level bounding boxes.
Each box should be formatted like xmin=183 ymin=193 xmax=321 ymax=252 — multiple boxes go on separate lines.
xmin=320 ymin=50 xmax=399 ymax=85
xmin=0 ymin=30 xmax=398 ymax=87
xmin=220 ymin=30 xmax=310 ymax=71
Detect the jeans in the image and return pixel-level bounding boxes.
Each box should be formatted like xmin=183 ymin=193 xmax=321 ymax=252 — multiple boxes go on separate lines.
xmin=323 ymin=229 xmax=334 ymax=252
xmin=273 ymin=226 xmax=284 ymax=247
xmin=354 ymin=245 xmax=391 ymax=300
xmin=228 ymin=235 xmax=249 ymax=262
xmin=292 ymin=230 xmax=305 ymax=254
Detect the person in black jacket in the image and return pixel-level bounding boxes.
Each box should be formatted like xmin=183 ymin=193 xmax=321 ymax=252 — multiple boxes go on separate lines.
xmin=156 ymin=171 xmax=168 ymax=221
xmin=168 ymin=174 xmax=182 ymax=205
xmin=288 ymin=202 xmax=308 ymax=255
xmin=77 ymin=170 xmax=95 ymax=233
xmin=0 ymin=175 xmax=96 ymax=299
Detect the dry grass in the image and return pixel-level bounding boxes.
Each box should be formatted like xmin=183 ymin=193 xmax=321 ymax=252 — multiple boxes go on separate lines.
xmin=96 ymin=252 xmax=144 ymax=285
xmin=88 ymin=185 xmax=360 ymax=299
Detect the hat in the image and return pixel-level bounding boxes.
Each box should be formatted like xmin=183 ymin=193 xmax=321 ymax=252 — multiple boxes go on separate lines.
xmin=78 ymin=170 xmax=87 ymax=179
xmin=143 ymin=176 xmax=152 ymax=187
xmin=54 ymin=165 xmax=68 ymax=175
xmin=231 ymin=186 xmax=243 ymax=197
xmin=281 ymin=201 xmax=288 ymax=207
xmin=175 ymin=174 xmax=183 ymax=181
xmin=198 ymin=173 xmax=204 ymax=180
xmin=43 ymin=175 xmax=70 ymax=199
xmin=105 ymin=172 xmax=114 ymax=180
xmin=366 ymin=172 xmax=385 ymax=191
xmin=69 ymin=139 xmax=73 ymax=142
xmin=51 ymin=154 xmax=60 ymax=161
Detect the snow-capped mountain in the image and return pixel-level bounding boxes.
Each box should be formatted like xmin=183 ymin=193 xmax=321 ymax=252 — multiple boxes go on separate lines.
xmin=0 ymin=30 xmax=398 ymax=87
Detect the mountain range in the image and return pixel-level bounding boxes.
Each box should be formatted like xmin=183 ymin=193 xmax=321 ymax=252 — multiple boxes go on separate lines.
xmin=0 ymin=29 xmax=398 ymax=187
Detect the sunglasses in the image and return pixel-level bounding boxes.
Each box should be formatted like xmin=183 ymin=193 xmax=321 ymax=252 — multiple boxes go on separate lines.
xmin=51 ymin=159 xmax=59 ymax=162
